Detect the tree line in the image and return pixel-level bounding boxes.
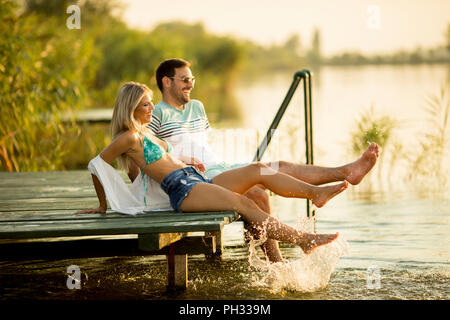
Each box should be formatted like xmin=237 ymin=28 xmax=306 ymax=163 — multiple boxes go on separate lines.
xmin=1 ymin=0 xmax=448 ymax=171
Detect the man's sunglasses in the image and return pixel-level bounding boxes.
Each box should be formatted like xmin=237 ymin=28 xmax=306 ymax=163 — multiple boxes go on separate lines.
xmin=169 ymin=76 xmax=196 ymax=84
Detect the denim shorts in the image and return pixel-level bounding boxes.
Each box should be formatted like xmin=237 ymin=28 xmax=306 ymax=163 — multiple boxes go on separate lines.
xmin=160 ymin=166 xmax=213 ymax=212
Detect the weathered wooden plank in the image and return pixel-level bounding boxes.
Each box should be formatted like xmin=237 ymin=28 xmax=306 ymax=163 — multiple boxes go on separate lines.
xmin=0 ymin=210 xmax=102 ymax=220
xmin=0 ymin=198 xmax=100 ymax=212
xmin=0 ymin=170 xmax=240 ymax=292
xmin=0 ymin=211 xmax=239 ymax=245
xmin=0 ymin=219 xmax=230 ymax=239
xmin=0 ymin=218 xmax=230 ymax=234
xmin=0 ymin=170 xmax=129 ymax=184
xmin=0 ymin=171 xmax=94 ymax=187
xmin=0 ymin=215 xmax=236 ymax=229
xmin=0 ymin=210 xmax=238 ymax=222
xmin=138 ymin=232 xmax=185 ymax=251
xmin=0 ymin=189 xmax=96 ymax=201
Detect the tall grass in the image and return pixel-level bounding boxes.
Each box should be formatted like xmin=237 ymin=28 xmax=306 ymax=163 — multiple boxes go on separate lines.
xmin=0 ymin=1 xmax=95 ymax=171
xmin=350 ymin=105 xmax=396 ymax=157
xmin=348 ymin=88 xmax=450 ymax=195
xmin=348 ymin=105 xmax=397 ymax=193
xmin=405 ymin=86 xmax=450 ymax=191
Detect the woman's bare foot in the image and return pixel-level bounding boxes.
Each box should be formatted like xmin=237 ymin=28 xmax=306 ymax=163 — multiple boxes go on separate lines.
xmin=299 ymin=232 xmax=339 ymax=254
xmin=345 ymin=143 xmax=379 ymax=185
xmin=312 ymin=181 xmax=348 ymax=208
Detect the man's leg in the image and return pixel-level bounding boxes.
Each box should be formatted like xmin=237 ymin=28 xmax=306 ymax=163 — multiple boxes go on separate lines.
xmin=243 ymin=185 xmax=283 ymax=263
xmin=265 ymin=142 xmax=379 ymax=186
xmin=180 ymin=183 xmax=339 ymax=255
xmin=206 ymin=165 xmax=283 ymax=262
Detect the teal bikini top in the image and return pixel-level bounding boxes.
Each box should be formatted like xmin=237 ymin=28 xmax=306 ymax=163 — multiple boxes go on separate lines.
xmin=139 ymin=133 xmax=173 ymax=170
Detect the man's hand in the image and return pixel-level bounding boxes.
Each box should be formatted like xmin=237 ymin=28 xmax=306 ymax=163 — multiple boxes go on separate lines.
xmin=178 ymin=156 xmax=206 ymax=173
xmin=190 ymin=158 xmax=206 ymax=173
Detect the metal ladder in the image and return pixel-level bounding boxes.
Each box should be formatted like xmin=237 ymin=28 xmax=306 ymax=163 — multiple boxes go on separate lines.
xmin=252 ymin=70 xmax=315 ymax=218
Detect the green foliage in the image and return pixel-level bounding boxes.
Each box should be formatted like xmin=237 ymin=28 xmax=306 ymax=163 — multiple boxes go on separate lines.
xmin=62 ymin=122 xmax=112 ymax=170
xmin=3 ymin=0 xmax=447 ymax=172
xmin=0 ymin=0 xmax=96 ymax=171
xmin=24 ymin=0 xmax=72 ymax=15
xmin=327 ymin=24 xmax=450 ymax=66
xmin=307 ymin=28 xmax=322 ymax=65
xmin=0 ymin=1 xmax=249 ymax=171
xmin=84 ymin=19 xmax=246 ymax=120
xmin=406 ymin=86 xmax=449 ymax=189
xmin=350 ymin=105 xmax=396 ymax=156
xmin=240 ymin=39 xmax=307 ymax=75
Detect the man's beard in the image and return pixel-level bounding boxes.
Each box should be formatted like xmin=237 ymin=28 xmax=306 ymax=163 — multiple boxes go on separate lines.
xmin=171 ymin=87 xmax=190 ymax=104
xmin=180 ymin=94 xmax=190 ymax=104
xmin=180 ymin=90 xmax=190 ymax=104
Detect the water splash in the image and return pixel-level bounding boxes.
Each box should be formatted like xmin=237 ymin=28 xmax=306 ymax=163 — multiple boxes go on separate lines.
xmin=248 ymin=233 xmax=349 ymax=293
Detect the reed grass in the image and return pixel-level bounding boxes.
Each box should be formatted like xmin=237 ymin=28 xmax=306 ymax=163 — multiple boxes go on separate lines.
xmin=350 ymin=104 xmax=396 ymax=157
xmin=0 ymin=2 xmax=95 ymax=171
xmin=348 ymin=105 xmax=397 ymax=193
xmin=405 ymin=86 xmax=449 ymax=191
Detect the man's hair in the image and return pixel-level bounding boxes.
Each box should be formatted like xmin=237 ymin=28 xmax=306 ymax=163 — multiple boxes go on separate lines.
xmin=155 ymin=58 xmax=191 ymax=92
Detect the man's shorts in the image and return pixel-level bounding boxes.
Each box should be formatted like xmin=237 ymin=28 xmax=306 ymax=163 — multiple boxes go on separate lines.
xmin=204 ymin=162 xmax=250 ymax=179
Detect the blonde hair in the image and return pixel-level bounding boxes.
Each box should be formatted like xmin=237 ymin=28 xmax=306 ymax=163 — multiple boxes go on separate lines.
xmin=110 ymin=81 xmax=152 ymax=170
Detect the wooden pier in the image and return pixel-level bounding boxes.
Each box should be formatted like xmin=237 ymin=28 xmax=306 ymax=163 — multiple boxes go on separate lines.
xmin=0 ymin=171 xmax=239 ymax=290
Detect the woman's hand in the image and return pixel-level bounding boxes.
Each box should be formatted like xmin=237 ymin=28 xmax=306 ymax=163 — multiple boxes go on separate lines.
xmin=75 ymin=207 xmax=106 ymax=214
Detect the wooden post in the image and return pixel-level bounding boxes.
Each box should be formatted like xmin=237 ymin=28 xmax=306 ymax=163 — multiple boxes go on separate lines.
xmin=167 ymin=243 xmax=187 ymax=290
xmin=138 ymin=232 xmax=184 ymax=251
xmin=205 ymin=230 xmax=223 ymax=259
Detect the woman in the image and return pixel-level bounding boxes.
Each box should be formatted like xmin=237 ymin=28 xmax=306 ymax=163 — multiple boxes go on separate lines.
xmin=77 ymin=82 xmax=351 ymax=254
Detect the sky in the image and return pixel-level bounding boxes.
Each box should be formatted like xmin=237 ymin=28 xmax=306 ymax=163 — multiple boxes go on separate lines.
xmin=121 ymin=0 xmax=450 ymax=56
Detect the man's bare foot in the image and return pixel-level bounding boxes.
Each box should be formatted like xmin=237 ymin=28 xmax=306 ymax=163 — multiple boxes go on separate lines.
xmin=312 ymin=181 xmax=348 ymax=208
xmin=345 ymin=143 xmax=379 ymax=185
xmin=299 ymin=232 xmax=339 ymax=254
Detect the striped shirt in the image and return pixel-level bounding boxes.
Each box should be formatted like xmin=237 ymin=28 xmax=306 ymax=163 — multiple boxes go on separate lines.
xmin=148 ymin=100 xmax=219 ymax=165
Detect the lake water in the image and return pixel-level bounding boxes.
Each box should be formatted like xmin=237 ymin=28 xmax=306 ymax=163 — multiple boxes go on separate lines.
xmin=204 ymin=64 xmax=448 ymax=299
xmin=1 ymin=64 xmax=449 ymax=301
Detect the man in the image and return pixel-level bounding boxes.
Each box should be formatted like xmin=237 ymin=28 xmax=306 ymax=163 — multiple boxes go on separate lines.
xmin=147 ymin=58 xmax=379 ymax=263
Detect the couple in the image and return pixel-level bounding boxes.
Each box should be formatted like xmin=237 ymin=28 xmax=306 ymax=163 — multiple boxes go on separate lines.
xmin=77 ymin=58 xmax=379 ymax=259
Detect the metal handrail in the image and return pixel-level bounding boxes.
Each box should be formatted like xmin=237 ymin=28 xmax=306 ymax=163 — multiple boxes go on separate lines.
xmin=252 ymin=70 xmax=315 ymax=218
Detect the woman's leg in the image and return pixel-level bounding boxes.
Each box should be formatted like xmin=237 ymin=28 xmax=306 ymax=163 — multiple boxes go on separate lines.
xmin=212 ymin=162 xmax=348 ymax=208
xmin=180 ymin=183 xmax=339 ymax=254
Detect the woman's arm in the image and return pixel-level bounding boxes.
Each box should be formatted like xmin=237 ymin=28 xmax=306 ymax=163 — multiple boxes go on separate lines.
xmin=76 ymin=131 xmax=136 ymax=214
xmin=76 ymin=174 xmax=108 ymax=214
